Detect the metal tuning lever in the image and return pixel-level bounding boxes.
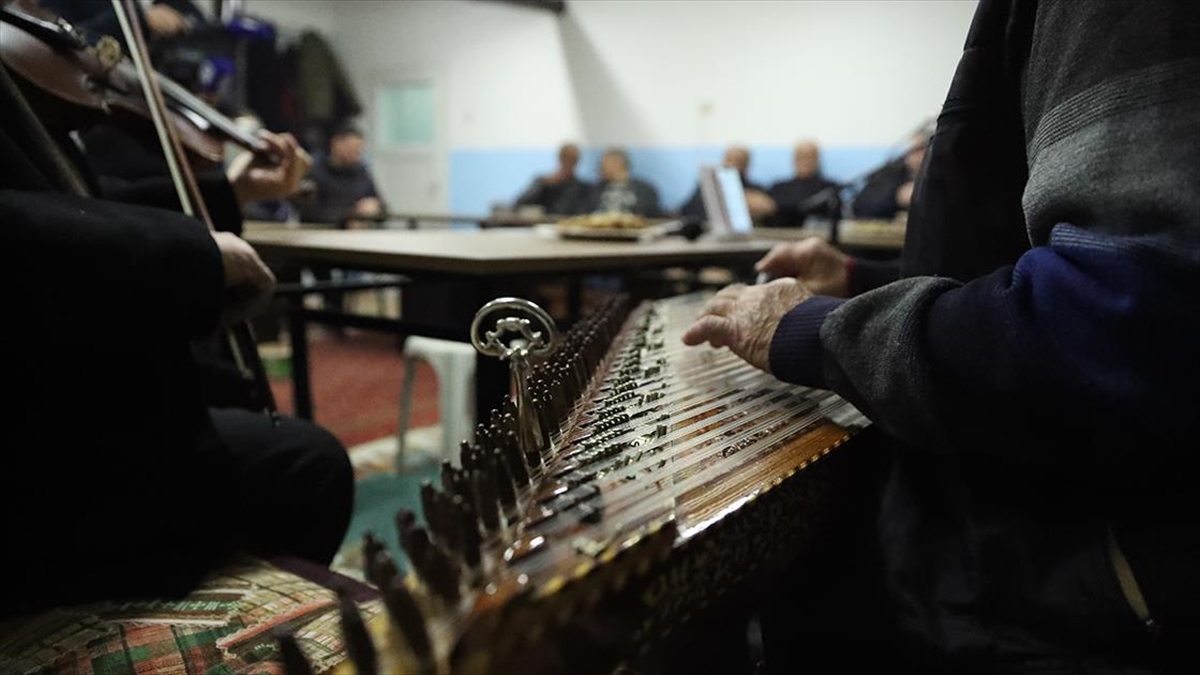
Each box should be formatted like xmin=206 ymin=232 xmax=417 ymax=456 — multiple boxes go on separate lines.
xmin=471 ymin=298 xmax=559 ymax=461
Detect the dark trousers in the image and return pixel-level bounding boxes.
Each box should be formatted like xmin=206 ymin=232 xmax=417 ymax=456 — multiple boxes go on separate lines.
xmin=210 ymin=408 xmax=354 ymax=566
xmin=3 ymin=409 xmax=353 ymax=617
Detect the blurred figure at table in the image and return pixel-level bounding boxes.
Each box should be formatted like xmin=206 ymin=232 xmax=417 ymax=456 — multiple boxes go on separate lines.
xmin=679 ymin=145 xmax=777 ymax=223
xmin=851 ymin=130 xmax=930 ymax=220
xmin=514 ymin=143 xmax=591 ymax=216
xmin=587 ymin=148 xmax=663 ymax=217
xmin=299 ymin=124 xmax=385 ymax=228
xmin=40 ymin=0 xmax=205 ymax=48
xmin=765 ymin=140 xmax=841 ymax=228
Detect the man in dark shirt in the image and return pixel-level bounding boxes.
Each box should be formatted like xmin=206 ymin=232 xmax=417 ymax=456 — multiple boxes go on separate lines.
xmin=300 ymin=125 xmax=384 ymax=227
xmin=587 ymin=148 xmax=663 ymax=217
xmin=41 ymin=0 xmax=203 ymax=47
xmin=850 ymin=131 xmax=928 ymax=220
xmin=766 ymin=140 xmax=840 ymax=228
xmin=684 ymin=0 xmax=1198 ymax=672
xmin=514 ymin=143 xmax=590 ymax=216
xmin=679 ymin=145 xmax=776 ymax=223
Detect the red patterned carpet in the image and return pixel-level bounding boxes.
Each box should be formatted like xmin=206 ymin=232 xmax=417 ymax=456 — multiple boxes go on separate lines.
xmin=268 ymin=331 xmax=439 ymax=449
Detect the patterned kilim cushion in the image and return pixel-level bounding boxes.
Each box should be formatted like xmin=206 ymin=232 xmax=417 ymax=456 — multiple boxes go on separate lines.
xmin=0 ymin=558 xmax=381 ymax=675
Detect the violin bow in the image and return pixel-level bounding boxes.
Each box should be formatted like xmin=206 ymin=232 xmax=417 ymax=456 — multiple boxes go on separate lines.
xmin=111 ymin=0 xmax=280 ymax=424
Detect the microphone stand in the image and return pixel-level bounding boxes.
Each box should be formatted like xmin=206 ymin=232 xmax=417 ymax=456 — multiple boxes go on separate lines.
xmin=794 ymin=118 xmax=932 ymax=244
xmin=795 ymin=156 xmax=907 ymax=246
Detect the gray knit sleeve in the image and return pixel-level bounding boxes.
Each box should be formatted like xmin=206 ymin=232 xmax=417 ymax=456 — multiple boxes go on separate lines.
xmin=820 ymin=277 xmax=960 ymax=449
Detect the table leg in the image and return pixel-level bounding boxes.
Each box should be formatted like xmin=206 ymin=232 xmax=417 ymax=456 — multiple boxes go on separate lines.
xmin=288 ymin=306 xmax=314 ymax=420
xmin=567 ymin=276 xmax=583 ymax=324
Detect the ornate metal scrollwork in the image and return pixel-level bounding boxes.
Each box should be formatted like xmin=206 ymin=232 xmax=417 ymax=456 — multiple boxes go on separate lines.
xmin=471 ymin=298 xmax=560 ymax=459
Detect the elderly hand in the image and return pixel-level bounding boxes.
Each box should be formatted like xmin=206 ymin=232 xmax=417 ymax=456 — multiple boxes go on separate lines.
xmin=754 ymin=237 xmax=851 ymax=297
xmin=227 ymin=132 xmax=311 ymax=205
xmin=145 ymin=4 xmax=189 ymax=37
xmin=213 ymin=231 xmax=276 ymax=327
xmin=681 ymin=278 xmax=813 ymax=372
xmin=354 ymin=196 xmax=383 ymax=218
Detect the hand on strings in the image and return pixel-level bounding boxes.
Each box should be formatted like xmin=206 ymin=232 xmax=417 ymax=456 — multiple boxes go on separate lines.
xmin=227 ymin=132 xmax=312 ymax=204
xmin=354 ymin=196 xmax=383 ymax=218
xmin=681 ymin=279 xmax=813 ymax=372
xmin=754 ymin=237 xmax=851 ymax=297
xmin=213 ymin=232 xmax=276 ymax=326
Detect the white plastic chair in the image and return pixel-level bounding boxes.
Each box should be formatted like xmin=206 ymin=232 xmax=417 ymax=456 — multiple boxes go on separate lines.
xmin=397 ymin=336 xmax=476 ymax=471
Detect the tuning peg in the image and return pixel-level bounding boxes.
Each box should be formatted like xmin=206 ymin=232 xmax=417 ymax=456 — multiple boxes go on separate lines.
xmin=451 ymin=494 xmax=482 ymax=570
xmin=491 ymin=446 xmax=518 ymax=509
xmin=471 ymin=468 xmax=502 ymax=532
xmin=501 ymin=426 xmax=531 ymax=487
xmin=275 ymin=630 xmax=315 ymax=675
xmin=361 ymin=533 xmax=384 ymax=584
xmin=421 ymin=544 xmax=462 ymax=604
xmin=367 ymin=549 xmax=400 ymax=589
xmin=336 ymin=586 xmax=378 ymax=675
xmin=380 ymin=578 xmax=433 ymax=671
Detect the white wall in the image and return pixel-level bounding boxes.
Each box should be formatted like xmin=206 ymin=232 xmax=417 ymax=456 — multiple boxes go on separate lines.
xmin=330 ymin=0 xmax=584 ymax=149
xmin=562 ymin=0 xmax=977 ymax=147
xmin=241 ymin=0 xmax=979 ymax=211
xmin=321 ymin=0 xmax=977 ymax=150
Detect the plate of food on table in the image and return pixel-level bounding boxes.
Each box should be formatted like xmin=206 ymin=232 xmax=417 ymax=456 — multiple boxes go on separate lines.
xmin=551 ymin=212 xmax=680 ymax=242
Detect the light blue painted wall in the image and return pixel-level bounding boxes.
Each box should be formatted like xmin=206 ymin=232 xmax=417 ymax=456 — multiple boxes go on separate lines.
xmin=449 ymin=145 xmax=895 ymax=216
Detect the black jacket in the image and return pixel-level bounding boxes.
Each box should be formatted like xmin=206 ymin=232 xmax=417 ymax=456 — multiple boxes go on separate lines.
xmin=587 ymin=177 xmax=663 ymax=217
xmin=515 ymin=175 xmax=591 ymax=216
xmin=299 ymin=155 xmax=383 ymax=225
xmin=767 ymin=174 xmax=840 ymax=227
xmin=851 ymin=160 xmax=912 ymax=220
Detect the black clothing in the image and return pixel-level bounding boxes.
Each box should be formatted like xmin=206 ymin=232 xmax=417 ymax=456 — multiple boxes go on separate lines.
xmin=678 ymin=172 xmax=766 ymax=220
xmin=78 ymin=122 xmax=246 ymax=234
xmin=851 ymin=160 xmax=911 ymax=219
xmin=766 ymin=1 xmax=1199 ymax=673
xmin=587 ymin=177 xmax=663 ymax=217
xmin=515 ymin=175 xmax=591 ymax=215
xmin=300 ymin=155 xmax=382 ymax=225
xmin=0 ymin=189 xmax=353 ymax=616
xmin=765 ymin=175 xmax=840 ymax=227
xmin=1 ymin=57 xmax=353 ymax=613
xmin=39 ymin=0 xmax=207 ymax=47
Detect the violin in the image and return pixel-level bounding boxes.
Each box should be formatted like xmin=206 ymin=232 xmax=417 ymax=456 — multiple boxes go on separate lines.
xmin=0 ymin=2 xmax=274 ymax=165
xmin=0 ymin=0 xmax=280 ymax=422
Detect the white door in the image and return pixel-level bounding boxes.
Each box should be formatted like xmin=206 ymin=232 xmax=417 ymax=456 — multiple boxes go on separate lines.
xmin=371 ymin=72 xmax=446 ymax=217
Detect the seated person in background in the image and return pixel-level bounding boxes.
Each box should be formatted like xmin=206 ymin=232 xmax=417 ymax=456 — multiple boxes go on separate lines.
xmin=850 ymin=131 xmax=928 ymax=219
xmin=514 ymin=142 xmax=590 ymax=216
xmin=587 ymin=148 xmax=663 ymax=217
xmin=766 ymin=140 xmax=840 ymax=227
xmin=679 ymin=145 xmax=777 ymax=223
xmin=299 ymin=124 xmax=385 ymax=228
xmin=40 ymin=0 xmax=203 ymax=47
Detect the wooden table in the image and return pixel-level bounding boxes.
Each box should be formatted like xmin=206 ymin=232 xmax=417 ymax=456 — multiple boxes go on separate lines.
xmin=247 ymin=226 xmax=775 ymax=424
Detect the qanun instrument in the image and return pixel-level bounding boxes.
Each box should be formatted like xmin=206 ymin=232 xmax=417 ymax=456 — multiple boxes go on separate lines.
xmin=291 ymin=292 xmax=869 ymax=674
